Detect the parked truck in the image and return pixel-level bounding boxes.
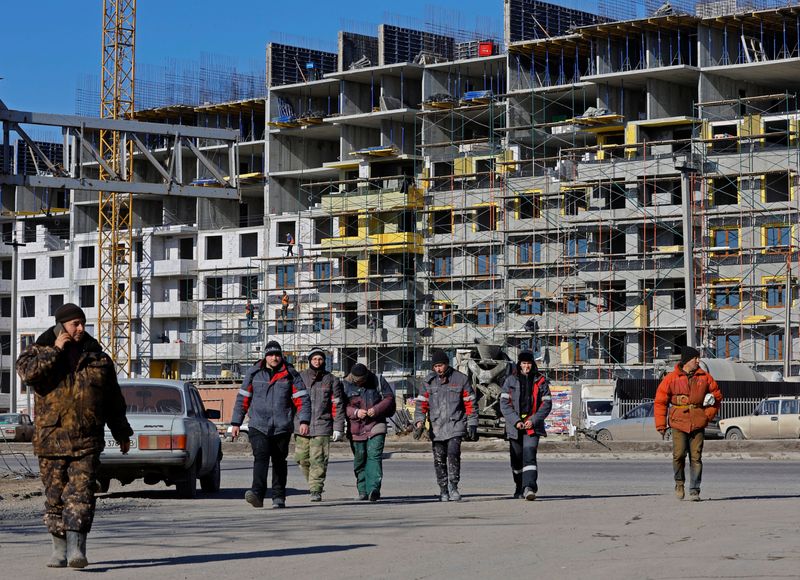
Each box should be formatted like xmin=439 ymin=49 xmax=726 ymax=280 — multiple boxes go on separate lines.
xmin=571 ymin=382 xmax=615 ymax=433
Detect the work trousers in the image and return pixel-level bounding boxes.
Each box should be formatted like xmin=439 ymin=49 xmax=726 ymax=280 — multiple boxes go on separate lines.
xmin=672 ymin=428 xmax=704 ymax=493
xmin=509 ymin=432 xmax=540 ymax=493
xmin=294 ymin=434 xmax=331 ymax=493
xmin=249 ymin=428 xmax=291 ymax=501
xmin=350 ymin=434 xmax=386 ymax=497
xmin=38 ymin=453 xmax=99 ymax=535
xmin=432 ymin=437 xmax=462 ymax=490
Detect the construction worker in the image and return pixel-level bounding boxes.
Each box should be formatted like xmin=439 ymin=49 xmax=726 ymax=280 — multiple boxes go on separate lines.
xmin=285 ymin=232 xmax=295 ymax=256
xmin=281 ymin=291 xmax=290 ymax=320
xmin=343 ymin=363 xmax=396 ymax=502
xmin=294 ymin=348 xmax=345 ymax=502
xmin=415 ymin=349 xmax=478 ymax=501
xmin=245 ymin=300 xmax=254 ymax=327
xmin=230 ymin=340 xmax=310 ymax=509
xmin=654 ymin=346 xmax=722 ymax=501
xmin=16 ymin=303 xmax=133 ymax=569
xmin=500 ymin=351 xmax=552 ymax=501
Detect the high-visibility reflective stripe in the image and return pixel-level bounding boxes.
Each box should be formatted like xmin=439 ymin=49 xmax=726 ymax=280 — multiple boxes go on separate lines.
xmin=292 ymin=390 xmax=308 ymax=398
xmin=542 ymin=395 xmax=552 ymax=400
xmin=463 ymin=395 xmax=475 ymax=401
xmin=522 ymin=465 xmax=538 ymax=472
xmin=512 ymin=469 xmax=522 ymax=475
xmin=415 ymin=395 xmax=428 ymax=401
xmin=238 ymin=389 xmax=251 ymax=397
xmin=499 ymin=393 xmax=510 ymax=400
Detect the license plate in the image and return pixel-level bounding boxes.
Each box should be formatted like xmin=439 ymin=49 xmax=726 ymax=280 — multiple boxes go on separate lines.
xmin=105 ymin=438 xmax=137 ymax=449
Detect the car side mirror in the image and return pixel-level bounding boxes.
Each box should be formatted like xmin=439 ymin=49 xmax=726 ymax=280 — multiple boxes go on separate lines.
xmin=205 ymin=409 xmax=221 ymax=420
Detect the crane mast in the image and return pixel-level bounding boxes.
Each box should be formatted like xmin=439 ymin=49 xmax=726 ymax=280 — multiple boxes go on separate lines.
xmin=98 ymin=0 xmax=136 ymax=375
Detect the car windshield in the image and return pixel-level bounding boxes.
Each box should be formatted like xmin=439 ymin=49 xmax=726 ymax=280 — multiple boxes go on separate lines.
xmin=121 ymin=385 xmax=184 ymax=415
xmin=586 ymin=401 xmax=613 ymax=415
xmin=0 ymin=414 xmax=20 ymax=424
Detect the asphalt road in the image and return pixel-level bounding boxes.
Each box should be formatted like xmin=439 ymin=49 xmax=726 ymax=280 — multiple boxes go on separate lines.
xmin=1 ymin=454 xmax=798 ymax=579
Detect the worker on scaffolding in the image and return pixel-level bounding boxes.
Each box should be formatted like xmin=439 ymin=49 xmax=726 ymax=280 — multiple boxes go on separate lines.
xmin=414 ymin=349 xmax=478 ymax=502
xmin=245 ymin=300 xmax=254 ymax=328
xmin=294 ymin=348 xmax=345 ymax=502
xmin=500 ymin=351 xmax=552 ymax=501
xmin=285 ymin=232 xmax=295 ymax=256
xmin=281 ymin=291 xmax=290 ymax=320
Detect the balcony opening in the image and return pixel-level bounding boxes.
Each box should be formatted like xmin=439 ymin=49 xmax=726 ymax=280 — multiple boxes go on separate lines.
xmin=179 ymin=237 xmax=194 ymax=260
xmin=765 ymin=172 xmax=790 ymax=203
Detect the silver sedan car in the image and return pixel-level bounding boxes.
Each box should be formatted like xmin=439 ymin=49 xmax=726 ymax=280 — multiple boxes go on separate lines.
xmin=98 ymin=379 xmax=222 ymax=498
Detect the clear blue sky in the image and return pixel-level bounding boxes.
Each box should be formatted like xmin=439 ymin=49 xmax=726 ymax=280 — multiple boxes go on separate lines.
xmin=1 ymin=0 xmax=519 ymax=115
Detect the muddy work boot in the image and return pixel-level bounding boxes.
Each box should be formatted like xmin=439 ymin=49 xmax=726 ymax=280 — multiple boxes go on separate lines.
xmin=66 ymin=531 xmax=88 ymax=569
xmin=47 ymin=534 xmax=67 ymax=568
xmin=674 ymin=482 xmax=685 ymax=500
xmin=244 ymin=490 xmax=263 ymax=508
xmin=448 ymin=483 xmax=462 ymax=502
xmin=309 ymin=491 xmax=322 ymax=502
xmin=523 ymin=487 xmax=536 ymax=501
xmin=688 ymin=490 xmax=701 ymax=502
xmin=439 ymin=486 xmax=450 ymax=502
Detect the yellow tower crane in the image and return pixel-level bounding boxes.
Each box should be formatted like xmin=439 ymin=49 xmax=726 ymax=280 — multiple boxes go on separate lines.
xmin=98 ymin=0 xmax=136 ymax=375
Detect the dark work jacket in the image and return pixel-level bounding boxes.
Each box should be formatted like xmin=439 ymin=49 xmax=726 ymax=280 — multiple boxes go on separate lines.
xmin=500 ymin=368 xmax=553 ymax=440
xmin=16 ymin=328 xmax=132 ymax=457
xmin=231 ymin=359 xmax=310 ymax=436
xmin=414 ymin=367 xmax=478 ymax=441
xmin=293 ymin=367 xmax=345 ymax=436
xmin=343 ymin=372 xmax=396 ymax=441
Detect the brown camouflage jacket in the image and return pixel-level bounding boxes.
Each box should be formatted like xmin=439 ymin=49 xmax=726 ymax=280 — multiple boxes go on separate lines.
xmin=16 ymin=328 xmax=133 ymax=457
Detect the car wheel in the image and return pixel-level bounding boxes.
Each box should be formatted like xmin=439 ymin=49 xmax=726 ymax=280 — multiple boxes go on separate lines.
xmin=596 ymin=429 xmax=613 ymax=442
xmin=725 ymin=427 xmax=745 ymax=440
xmin=96 ymin=477 xmax=111 ymax=493
xmin=200 ymin=451 xmax=221 ymax=493
xmin=175 ymin=458 xmax=198 ymax=499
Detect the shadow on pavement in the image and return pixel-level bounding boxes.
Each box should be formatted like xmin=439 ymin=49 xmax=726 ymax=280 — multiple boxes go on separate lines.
xmin=705 ymin=494 xmax=800 ymax=501
xmin=87 ymin=544 xmax=375 ymax=571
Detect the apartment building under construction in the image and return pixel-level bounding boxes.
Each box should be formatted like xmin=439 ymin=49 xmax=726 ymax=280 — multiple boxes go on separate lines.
xmin=2 ymin=0 xmax=799 ymax=410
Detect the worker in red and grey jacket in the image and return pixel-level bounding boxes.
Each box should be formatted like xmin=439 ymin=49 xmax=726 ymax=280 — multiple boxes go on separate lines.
xmin=230 ymin=340 xmax=310 ymax=509
xmin=414 ymin=349 xmax=478 ymax=502
xmin=500 ymin=351 xmax=552 ymax=501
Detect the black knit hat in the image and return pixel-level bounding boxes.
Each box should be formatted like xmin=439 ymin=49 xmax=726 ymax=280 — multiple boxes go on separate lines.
xmin=517 ymin=350 xmax=535 ymax=364
xmin=350 ymin=363 xmax=369 ymax=378
xmin=54 ymin=303 xmax=86 ymax=323
xmin=431 ymin=349 xmax=450 ymax=366
xmin=680 ymin=346 xmax=701 ymax=366
xmin=308 ymin=347 xmax=326 ymax=362
xmin=264 ymin=340 xmax=282 ymax=356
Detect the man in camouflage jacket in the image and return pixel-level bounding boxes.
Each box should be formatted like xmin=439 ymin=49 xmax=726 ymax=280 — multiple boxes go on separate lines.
xmin=16 ymin=303 xmax=132 ymax=569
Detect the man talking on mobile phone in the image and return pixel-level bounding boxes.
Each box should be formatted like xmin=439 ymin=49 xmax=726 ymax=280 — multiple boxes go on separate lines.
xmin=16 ymin=303 xmax=132 ymax=569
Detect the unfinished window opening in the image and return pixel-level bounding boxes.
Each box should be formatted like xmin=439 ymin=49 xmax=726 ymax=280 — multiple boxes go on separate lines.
xmin=343 ymin=303 xmax=358 ymax=329
xmin=517 ymin=193 xmax=540 ymax=219
xmin=313 ymin=217 xmax=332 ymax=243
xmin=341 ymin=257 xmax=357 ymax=279
xmin=179 ymin=237 xmax=194 ymax=260
xmin=240 ymin=232 xmax=258 ymax=257
xmin=21 ymin=296 xmax=35 ymax=317
xmin=206 ymin=236 xmax=223 ymax=260
xmin=398 ymin=210 xmax=416 ymax=233
xmin=474 ymin=205 xmax=497 ymax=231
xmin=277 ymin=221 xmax=296 ymax=246
xmin=49 ymin=294 xmax=64 ymax=316
xmin=342 ymin=214 xmax=358 ymax=237
xmin=313 ymin=308 xmax=332 ymax=331
xmin=1 ymin=260 xmax=10 ymax=280
xmin=50 ymin=256 xmax=64 ymax=278
xmin=430 ymin=302 xmax=453 ymax=327
xmin=178 ymin=279 xmax=194 ymax=302
xmin=431 ymin=209 xmax=452 ymax=234
xmin=22 ymin=259 xmax=35 ymax=280
xmin=765 ymin=173 xmax=790 ymax=203
xmin=241 ymin=275 xmax=258 ymax=299
xmin=764 ymin=119 xmax=789 ymax=146
xmin=563 ymin=188 xmax=587 ymax=215
xmin=206 ymin=277 xmax=223 ymax=300
xmin=604 ymin=333 xmax=626 ymax=364
xmin=711 ymin=178 xmax=738 ymax=206
xmin=710 ymin=123 xmax=737 ymax=153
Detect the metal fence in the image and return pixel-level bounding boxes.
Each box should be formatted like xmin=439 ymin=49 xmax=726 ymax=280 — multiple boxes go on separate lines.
xmin=619 ymin=397 xmax=760 ymax=420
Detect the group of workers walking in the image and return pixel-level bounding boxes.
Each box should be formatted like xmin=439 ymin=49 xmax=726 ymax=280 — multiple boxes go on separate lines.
xmin=16 ymin=304 xmax=722 ymax=569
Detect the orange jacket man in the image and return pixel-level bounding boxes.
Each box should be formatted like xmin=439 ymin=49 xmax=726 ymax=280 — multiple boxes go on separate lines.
xmin=654 ymin=346 xmax=722 ymax=501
